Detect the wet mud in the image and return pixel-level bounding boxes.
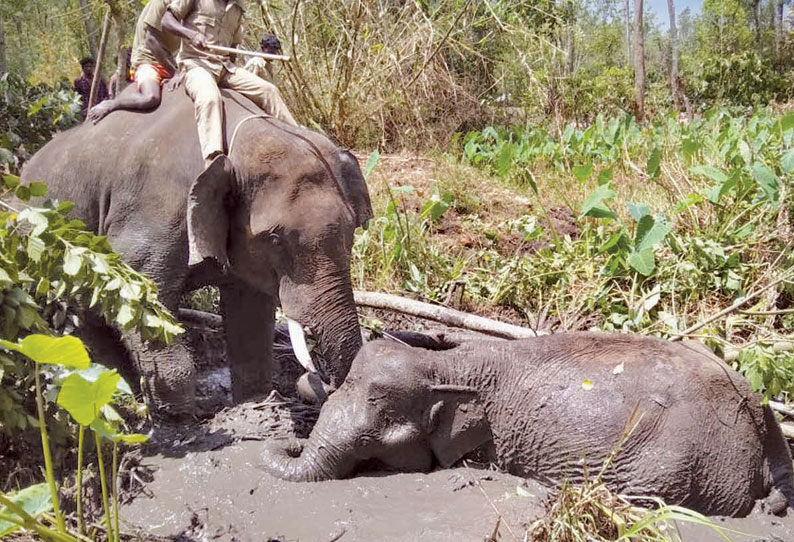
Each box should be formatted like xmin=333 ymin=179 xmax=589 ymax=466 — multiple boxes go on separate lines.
xmin=121 ymin=325 xmax=794 ymax=541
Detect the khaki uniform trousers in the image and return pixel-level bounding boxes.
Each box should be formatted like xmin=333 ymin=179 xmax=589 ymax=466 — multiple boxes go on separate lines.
xmin=184 ymin=65 xmax=298 ymax=159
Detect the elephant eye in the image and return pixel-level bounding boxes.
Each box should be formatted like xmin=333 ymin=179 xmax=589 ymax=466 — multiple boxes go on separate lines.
xmin=268 ymin=232 xmax=283 ymax=247
xmin=357 ymin=434 xmax=375 ymax=447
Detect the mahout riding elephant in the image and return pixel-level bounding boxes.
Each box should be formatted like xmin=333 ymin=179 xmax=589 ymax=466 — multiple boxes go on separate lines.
xmin=262 ymin=332 xmax=794 ymax=517
xmin=20 ymin=85 xmax=372 ymax=418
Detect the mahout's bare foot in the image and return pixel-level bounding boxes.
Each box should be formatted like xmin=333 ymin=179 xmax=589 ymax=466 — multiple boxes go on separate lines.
xmin=87 ymin=100 xmax=116 ymax=124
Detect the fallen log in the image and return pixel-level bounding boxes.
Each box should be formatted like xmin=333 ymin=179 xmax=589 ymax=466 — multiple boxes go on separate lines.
xmin=353 ymin=290 xmax=545 ymax=339
xmin=178 ymin=308 xmax=222 ymax=329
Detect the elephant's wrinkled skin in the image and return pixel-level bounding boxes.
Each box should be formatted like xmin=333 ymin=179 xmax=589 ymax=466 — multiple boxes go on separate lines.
xmin=21 ymin=85 xmax=372 ymax=417
xmin=262 ymin=333 xmax=794 ymax=517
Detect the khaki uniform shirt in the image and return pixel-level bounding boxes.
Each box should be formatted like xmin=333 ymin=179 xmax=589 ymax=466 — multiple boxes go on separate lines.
xmin=243 ymin=56 xmax=275 ymax=84
xmin=168 ymin=0 xmax=245 ymax=78
xmin=130 ymin=0 xmax=181 ymax=67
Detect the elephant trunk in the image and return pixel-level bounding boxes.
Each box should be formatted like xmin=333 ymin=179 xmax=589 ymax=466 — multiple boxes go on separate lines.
xmin=262 ymin=430 xmax=355 ymax=482
xmin=281 ymin=264 xmax=362 ymax=388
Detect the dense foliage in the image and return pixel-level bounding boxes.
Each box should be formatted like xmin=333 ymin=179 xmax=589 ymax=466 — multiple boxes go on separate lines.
xmin=355 ymin=107 xmax=794 ymax=401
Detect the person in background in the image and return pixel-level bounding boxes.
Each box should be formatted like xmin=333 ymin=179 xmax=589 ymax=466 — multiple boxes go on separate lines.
xmin=87 ymin=0 xmax=180 ymax=124
xmin=74 ymin=57 xmax=109 ymax=118
xmin=244 ymin=34 xmax=281 ymax=84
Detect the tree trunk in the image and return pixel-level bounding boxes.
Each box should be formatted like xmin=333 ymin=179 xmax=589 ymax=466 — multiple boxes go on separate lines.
xmin=667 ymin=0 xmax=681 ymax=110
xmin=774 ymin=0 xmax=784 ymax=61
xmin=79 ymin=0 xmax=98 ymax=56
xmin=109 ymin=1 xmax=130 ymax=96
xmin=0 ymin=14 xmax=6 ymax=74
xmin=625 ymin=0 xmax=632 ymax=65
xmin=565 ymin=1 xmax=576 ymax=75
xmin=633 ymin=0 xmax=645 ymax=122
xmin=752 ymin=0 xmax=762 ymax=46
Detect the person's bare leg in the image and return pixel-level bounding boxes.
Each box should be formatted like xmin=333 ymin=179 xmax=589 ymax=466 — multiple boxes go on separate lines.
xmin=88 ymin=79 xmax=162 ymax=124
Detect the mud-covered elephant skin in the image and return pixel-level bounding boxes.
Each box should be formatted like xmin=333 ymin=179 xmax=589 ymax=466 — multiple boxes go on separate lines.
xmin=262 ymin=332 xmax=794 ymax=517
xmin=20 ymin=85 xmax=373 ymax=418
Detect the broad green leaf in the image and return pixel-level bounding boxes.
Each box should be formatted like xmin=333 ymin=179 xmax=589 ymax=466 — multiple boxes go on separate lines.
xmin=496 ymin=143 xmax=514 ymax=177
xmin=627 ymin=202 xmax=650 ymax=221
xmin=646 ymin=147 xmax=661 ymax=178
xmin=782 ymin=149 xmax=794 ymax=174
xmin=0 ymin=334 xmax=89 ymax=368
xmin=690 ymin=165 xmax=728 ymax=185
xmin=362 ymin=150 xmax=379 ymax=180
xmin=17 ymin=208 xmax=47 ymax=236
xmin=62 ymin=247 xmax=83 ymax=276
xmin=2 ymin=174 xmax=20 ymax=189
xmin=115 ymin=433 xmax=150 ymax=444
xmin=57 ymin=200 xmax=75 ymax=215
xmin=57 ymin=370 xmax=121 ymax=426
xmin=627 ymin=249 xmax=656 ymax=276
xmin=579 ymin=184 xmax=616 ymax=220
xmin=596 ymin=167 xmax=613 ymax=185
xmin=116 ymin=305 xmax=135 ymax=327
xmin=781 ymin=112 xmax=794 ymax=133
xmin=28 ymin=182 xmax=47 ymax=197
xmin=572 ymin=163 xmax=594 ymax=182
xmin=752 ymin=163 xmax=779 ymax=204
xmin=634 ymin=215 xmax=672 ymax=252
xmin=0 ymin=483 xmax=52 ymax=537
xmin=26 ymin=236 xmax=45 ymax=262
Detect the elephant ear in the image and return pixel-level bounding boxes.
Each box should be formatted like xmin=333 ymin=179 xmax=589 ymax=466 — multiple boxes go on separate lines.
xmin=187 ymin=155 xmax=234 ymax=268
xmin=423 ymin=384 xmax=492 ymax=468
xmin=338 ymin=150 xmax=374 ymax=229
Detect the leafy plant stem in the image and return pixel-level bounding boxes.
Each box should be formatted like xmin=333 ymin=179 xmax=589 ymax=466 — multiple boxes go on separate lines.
xmin=35 ymin=368 xmax=65 ymax=532
xmin=94 ymin=431 xmax=113 ymax=542
xmin=75 ymin=425 xmax=84 ymax=535
xmin=112 ymin=441 xmax=119 ymax=542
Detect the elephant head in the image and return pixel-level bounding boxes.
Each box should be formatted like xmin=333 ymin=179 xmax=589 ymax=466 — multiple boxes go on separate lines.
xmin=262 ymin=340 xmax=493 ymax=481
xmin=187 ymin=136 xmax=372 ymax=396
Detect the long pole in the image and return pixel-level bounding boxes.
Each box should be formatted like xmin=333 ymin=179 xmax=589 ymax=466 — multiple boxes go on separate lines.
xmin=206 ymin=44 xmax=290 ymax=61
xmin=88 ymin=7 xmax=112 ymax=111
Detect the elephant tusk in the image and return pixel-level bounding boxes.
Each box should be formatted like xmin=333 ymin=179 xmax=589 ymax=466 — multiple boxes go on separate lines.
xmin=287 ymin=318 xmax=319 ymax=374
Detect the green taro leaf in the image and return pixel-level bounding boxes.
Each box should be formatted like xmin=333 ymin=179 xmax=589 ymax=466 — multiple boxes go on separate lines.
xmin=362 ymin=150 xmax=379 ymax=180
xmin=627 ymin=202 xmax=650 ymax=221
xmin=690 ymin=164 xmax=728 ymax=185
xmin=782 ymin=149 xmax=794 ymax=174
xmin=0 ymin=483 xmax=52 ymax=537
xmin=597 ymin=167 xmax=613 ymax=185
xmin=572 ymin=163 xmax=594 ymax=182
xmin=781 ymin=112 xmax=794 ymax=133
xmin=627 ymin=248 xmax=656 ymax=276
xmin=752 ymin=163 xmax=779 ymax=204
xmin=0 ymin=334 xmax=90 ymax=368
xmin=496 ymin=143 xmax=515 ymax=177
xmin=634 ymin=215 xmax=672 ymax=252
xmin=646 ymin=147 xmax=661 ymax=178
xmin=579 ymin=183 xmax=616 ymax=220
xmin=57 ymin=370 xmax=121 ymax=426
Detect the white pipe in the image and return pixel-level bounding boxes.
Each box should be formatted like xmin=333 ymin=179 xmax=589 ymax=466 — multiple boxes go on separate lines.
xmin=287 ymin=318 xmax=319 ymax=374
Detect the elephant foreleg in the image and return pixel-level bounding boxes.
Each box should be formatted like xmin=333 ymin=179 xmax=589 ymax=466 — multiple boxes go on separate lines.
xmin=219 ymin=279 xmax=275 ymax=402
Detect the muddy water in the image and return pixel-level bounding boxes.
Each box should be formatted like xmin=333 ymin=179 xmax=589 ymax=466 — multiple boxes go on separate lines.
xmin=122 ymin=411 xmax=794 ymax=542
xmin=123 ymin=441 xmax=545 ymax=541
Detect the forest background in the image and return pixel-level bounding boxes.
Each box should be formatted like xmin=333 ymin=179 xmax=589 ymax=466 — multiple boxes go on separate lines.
xmin=4 ymin=0 xmax=794 ymax=432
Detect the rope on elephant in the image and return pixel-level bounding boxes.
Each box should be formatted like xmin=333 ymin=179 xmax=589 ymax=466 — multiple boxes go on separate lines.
xmin=228 ymin=114 xmax=271 ymax=156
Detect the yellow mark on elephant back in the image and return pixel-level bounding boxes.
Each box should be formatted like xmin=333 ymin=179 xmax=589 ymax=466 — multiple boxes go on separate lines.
xmin=582 ymin=379 xmax=594 ymax=391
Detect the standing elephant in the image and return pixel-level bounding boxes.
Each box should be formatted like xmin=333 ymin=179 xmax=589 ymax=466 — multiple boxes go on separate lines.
xmin=262 ymin=333 xmax=794 ymax=517
xmin=20 ymin=85 xmax=372 ymax=418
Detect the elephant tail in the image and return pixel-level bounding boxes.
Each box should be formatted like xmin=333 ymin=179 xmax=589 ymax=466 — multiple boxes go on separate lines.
xmin=761 ymin=406 xmax=794 ymax=513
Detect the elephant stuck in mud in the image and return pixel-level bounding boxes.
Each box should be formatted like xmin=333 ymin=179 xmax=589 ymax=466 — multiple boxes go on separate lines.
xmin=262 ymin=332 xmax=794 ymax=517
xmin=20 ymin=86 xmax=372 ymax=418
